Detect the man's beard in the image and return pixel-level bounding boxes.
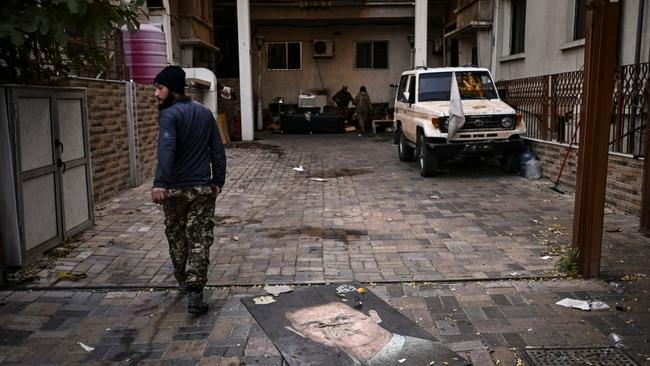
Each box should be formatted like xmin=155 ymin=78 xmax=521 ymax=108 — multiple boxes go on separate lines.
xmin=158 ymin=94 xmax=175 ymax=110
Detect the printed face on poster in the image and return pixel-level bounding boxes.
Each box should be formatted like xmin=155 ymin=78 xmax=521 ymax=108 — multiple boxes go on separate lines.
xmin=241 ymin=282 xmax=467 ymax=366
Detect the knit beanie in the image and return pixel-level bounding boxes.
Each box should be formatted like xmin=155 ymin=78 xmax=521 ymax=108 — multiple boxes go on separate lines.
xmin=154 ymin=65 xmax=186 ymax=95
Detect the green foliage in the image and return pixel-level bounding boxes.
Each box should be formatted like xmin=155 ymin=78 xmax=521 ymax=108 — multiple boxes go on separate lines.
xmin=555 ymin=247 xmax=580 ymax=278
xmin=0 ymin=0 xmax=143 ymax=83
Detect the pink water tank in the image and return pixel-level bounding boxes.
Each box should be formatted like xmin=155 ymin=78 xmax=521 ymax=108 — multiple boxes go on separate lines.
xmin=121 ymin=24 xmax=167 ymax=83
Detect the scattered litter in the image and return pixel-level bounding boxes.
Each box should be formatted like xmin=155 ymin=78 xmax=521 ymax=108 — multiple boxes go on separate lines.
xmin=555 ymin=298 xmax=610 ymax=311
xmin=508 ymin=272 xmax=519 ymax=277
xmin=556 ymin=298 xmax=590 ymax=311
xmin=56 ymin=272 xmax=87 ymax=282
xmin=356 ymin=287 xmax=366 ymax=294
xmin=605 ymin=227 xmax=622 ymax=233
xmin=430 ymin=195 xmax=440 ymax=199
xmin=398 ymin=358 xmax=406 ymax=363
xmin=590 ymin=301 xmax=610 ymax=311
xmin=607 ymin=333 xmax=628 ymax=349
xmin=264 ymin=285 xmax=293 ymax=297
xmin=292 ymin=165 xmax=304 ymax=172
xmin=218 ymin=217 xmax=241 ymax=225
xmin=621 ymin=274 xmax=645 ymax=281
xmin=609 ymin=281 xmax=626 ymax=295
xmin=336 ymin=284 xmax=358 ymax=294
xmin=310 ymin=177 xmax=327 ymax=182
xmin=541 ymin=256 xmax=552 ymax=260
xmin=253 ymin=296 xmax=276 ymax=305
xmin=78 ymin=342 xmax=95 ymax=352
xmin=231 ymin=236 xmax=240 ymax=241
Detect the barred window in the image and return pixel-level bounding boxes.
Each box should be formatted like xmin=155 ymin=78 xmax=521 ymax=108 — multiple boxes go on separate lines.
xmin=355 ymin=41 xmax=388 ymax=69
xmin=510 ymin=0 xmax=526 ymax=54
xmin=267 ymin=42 xmax=302 ymax=70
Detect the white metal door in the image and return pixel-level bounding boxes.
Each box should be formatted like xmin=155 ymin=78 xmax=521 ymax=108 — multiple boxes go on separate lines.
xmin=9 ymin=87 xmax=93 ymax=257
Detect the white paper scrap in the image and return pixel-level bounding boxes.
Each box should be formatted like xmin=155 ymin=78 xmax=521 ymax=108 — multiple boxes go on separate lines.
xmin=541 ymin=256 xmax=552 ymax=260
xmin=556 ymin=298 xmax=590 ymax=311
xmin=293 ymin=165 xmax=304 ymax=172
xmin=310 ymin=177 xmax=327 ymax=182
xmin=78 ymin=342 xmax=95 ymax=352
xmin=253 ymin=296 xmax=276 ymax=305
xmin=264 ymin=285 xmax=293 ymax=297
xmin=336 ymin=284 xmax=358 ymax=294
xmin=590 ymin=301 xmax=610 ymax=311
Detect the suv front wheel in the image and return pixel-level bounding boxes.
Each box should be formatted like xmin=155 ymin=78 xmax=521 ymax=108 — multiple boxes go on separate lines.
xmin=418 ymin=132 xmax=438 ymax=177
xmin=398 ymin=128 xmax=415 ymax=161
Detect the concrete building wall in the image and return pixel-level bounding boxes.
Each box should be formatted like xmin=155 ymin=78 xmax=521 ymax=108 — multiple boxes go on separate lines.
xmin=251 ymin=25 xmax=443 ymax=108
xmin=493 ymin=0 xmax=650 ymax=82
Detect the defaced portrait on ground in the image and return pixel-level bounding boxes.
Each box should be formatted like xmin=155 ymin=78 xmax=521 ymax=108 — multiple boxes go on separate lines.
xmin=242 ymin=283 xmax=468 ymax=366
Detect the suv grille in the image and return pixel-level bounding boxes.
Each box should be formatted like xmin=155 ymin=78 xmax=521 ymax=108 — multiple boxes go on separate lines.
xmin=440 ymin=115 xmax=516 ymax=133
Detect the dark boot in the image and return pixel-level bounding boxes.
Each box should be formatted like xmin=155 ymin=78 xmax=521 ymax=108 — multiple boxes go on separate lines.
xmin=187 ymin=287 xmax=208 ymax=314
xmin=177 ymin=280 xmax=187 ymax=294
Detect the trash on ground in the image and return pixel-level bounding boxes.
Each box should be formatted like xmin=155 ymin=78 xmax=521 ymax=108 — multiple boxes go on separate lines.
xmin=78 ymin=342 xmax=95 ymax=352
xmin=609 ymin=281 xmax=626 ymax=295
xmin=336 ymin=284 xmax=358 ymax=294
xmin=525 ymin=158 xmax=543 ymax=179
xmin=253 ymin=296 xmax=276 ymax=305
xmin=310 ymin=177 xmax=327 ymax=182
xmin=508 ymin=272 xmax=520 ymax=277
xmin=555 ymin=298 xmax=610 ymax=311
xmin=541 ymin=255 xmax=552 ymax=260
xmin=292 ymin=165 xmax=304 ymax=172
xmin=621 ymin=274 xmax=645 ymax=281
xmin=264 ymin=285 xmax=293 ymax=296
xmin=605 ymin=227 xmax=622 ymax=233
xmin=430 ymin=195 xmax=440 ymax=199
xmin=398 ymin=359 xmax=406 ymax=363
xmin=218 ymin=217 xmax=241 ymax=225
xmin=607 ymin=333 xmax=629 ymax=349
xmin=231 ymin=236 xmax=240 ymax=241
xmin=56 ymin=272 xmax=87 ymax=282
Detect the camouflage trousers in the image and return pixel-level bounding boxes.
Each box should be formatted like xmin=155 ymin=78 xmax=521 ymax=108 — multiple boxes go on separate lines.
xmin=162 ymin=185 xmax=216 ymax=288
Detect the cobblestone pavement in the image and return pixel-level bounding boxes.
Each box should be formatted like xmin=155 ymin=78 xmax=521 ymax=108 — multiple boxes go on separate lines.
xmin=1 ymin=279 xmax=649 ymax=365
xmin=24 ymin=133 xmax=609 ymax=288
xmin=2 ymin=133 xmax=650 ymax=365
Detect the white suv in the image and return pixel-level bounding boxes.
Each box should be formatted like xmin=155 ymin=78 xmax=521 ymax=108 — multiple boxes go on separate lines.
xmin=394 ymin=67 xmax=526 ymax=176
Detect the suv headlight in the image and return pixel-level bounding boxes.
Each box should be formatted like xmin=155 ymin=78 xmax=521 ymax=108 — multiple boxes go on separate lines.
xmin=501 ymin=116 xmax=514 ymax=128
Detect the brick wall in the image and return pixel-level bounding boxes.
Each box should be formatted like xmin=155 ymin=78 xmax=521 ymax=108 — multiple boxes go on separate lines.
xmin=65 ymin=79 xmax=159 ymax=204
xmin=134 ymin=84 xmax=159 ymax=183
xmin=530 ymin=139 xmax=645 ymax=214
xmin=67 ymin=79 xmax=131 ymax=203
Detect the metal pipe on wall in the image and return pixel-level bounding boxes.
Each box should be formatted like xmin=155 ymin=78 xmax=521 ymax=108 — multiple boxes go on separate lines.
xmin=635 ymin=0 xmax=645 ymax=65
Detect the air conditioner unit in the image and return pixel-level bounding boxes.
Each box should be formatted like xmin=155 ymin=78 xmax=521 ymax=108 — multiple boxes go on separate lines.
xmin=312 ymin=39 xmax=334 ymax=58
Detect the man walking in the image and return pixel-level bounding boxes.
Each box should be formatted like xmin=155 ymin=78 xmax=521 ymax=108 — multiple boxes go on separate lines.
xmin=151 ymin=65 xmax=226 ymax=314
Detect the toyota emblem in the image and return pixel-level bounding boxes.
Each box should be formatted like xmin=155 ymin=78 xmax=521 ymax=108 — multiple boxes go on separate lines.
xmin=473 ymin=119 xmax=485 ymax=127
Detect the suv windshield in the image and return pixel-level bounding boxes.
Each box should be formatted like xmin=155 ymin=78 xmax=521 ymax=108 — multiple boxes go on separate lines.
xmin=418 ymin=71 xmax=498 ymax=101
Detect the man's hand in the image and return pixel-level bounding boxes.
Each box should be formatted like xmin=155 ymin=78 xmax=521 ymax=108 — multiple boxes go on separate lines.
xmin=151 ymin=187 xmax=167 ymax=204
xmin=211 ymin=184 xmax=221 ymax=198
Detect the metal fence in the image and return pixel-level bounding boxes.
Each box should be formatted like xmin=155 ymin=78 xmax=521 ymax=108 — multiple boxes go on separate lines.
xmin=496 ymin=63 xmax=648 ymax=157
xmin=70 ymin=29 xmax=130 ymax=81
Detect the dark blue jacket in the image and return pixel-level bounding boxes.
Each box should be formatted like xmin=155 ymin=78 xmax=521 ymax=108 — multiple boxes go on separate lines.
xmin=153 ymin=98 xmax=226 ymax=189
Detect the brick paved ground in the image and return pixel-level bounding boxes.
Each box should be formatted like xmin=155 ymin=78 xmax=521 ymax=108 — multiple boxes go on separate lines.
xmin=2 ymin=133 xmax=649 ymax=365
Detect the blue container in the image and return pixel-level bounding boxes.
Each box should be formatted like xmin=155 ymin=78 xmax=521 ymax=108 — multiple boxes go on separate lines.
xmin=520 ymin=148 xmax=534 ymax=176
